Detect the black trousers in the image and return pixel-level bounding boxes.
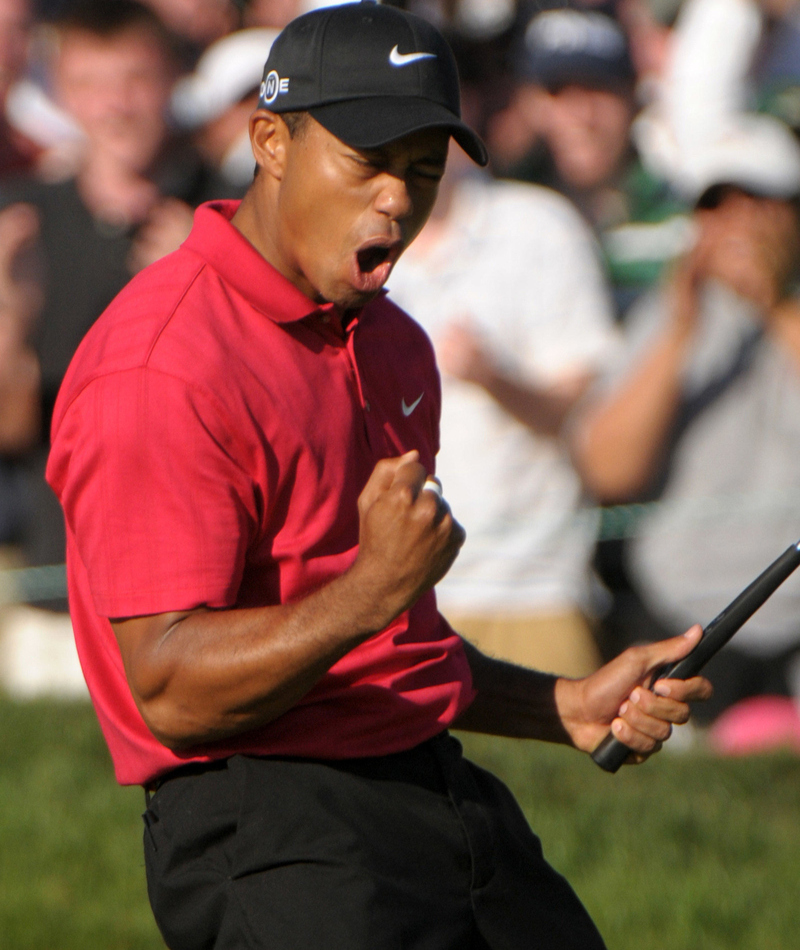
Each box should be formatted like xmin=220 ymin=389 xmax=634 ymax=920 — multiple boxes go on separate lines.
xmin=142 ymin=733 xmax=606 ymax=950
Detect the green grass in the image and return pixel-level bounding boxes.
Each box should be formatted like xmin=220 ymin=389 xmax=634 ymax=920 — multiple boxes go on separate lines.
xmin=1 ymin=697 xmax=798 ymax=949
xmin=0 ymin=697 xmax=161 ymax=949
xmin=458 ymin=732 xmax=800 ymax=950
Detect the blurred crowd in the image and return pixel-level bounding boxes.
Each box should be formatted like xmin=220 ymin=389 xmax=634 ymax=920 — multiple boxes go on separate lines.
xmin=1 ymin=0 xmax=800 ymax=753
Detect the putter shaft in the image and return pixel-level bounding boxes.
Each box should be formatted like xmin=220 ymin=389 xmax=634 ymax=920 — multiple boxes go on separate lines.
xmin=591 ymin=539 xmax=800 ymax=774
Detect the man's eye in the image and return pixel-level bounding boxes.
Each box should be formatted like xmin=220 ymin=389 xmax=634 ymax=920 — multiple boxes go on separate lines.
xmin=413 ymin=167 xmax=444 ymax=182
xmin=350 ymin=155 xmax=378 ymax=172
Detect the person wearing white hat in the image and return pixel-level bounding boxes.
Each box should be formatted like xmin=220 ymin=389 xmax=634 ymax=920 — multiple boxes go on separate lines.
xmin=172 ymin=27 xmax=279 ymax=188
xmin=574 ymin=115 xmax=800 ymax=732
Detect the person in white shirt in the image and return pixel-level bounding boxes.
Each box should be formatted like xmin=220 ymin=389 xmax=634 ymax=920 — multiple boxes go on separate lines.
xmin=573 ymin=120 xmax=800 ymax=723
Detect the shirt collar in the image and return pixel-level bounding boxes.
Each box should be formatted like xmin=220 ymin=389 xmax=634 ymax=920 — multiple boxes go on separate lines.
xmin=184 ymin=200 xmax=333 ymax=325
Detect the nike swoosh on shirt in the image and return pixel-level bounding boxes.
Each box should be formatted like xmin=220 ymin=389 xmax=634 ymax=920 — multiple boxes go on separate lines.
xmin=402 ymin=393 xmax=424 ymax=416
xmin=389 ymin=45 xmax=437 ymax=67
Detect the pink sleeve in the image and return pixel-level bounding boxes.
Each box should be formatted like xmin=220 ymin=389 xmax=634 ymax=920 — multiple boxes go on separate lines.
xmin=48 ymin=367 xmax=263 ymax=618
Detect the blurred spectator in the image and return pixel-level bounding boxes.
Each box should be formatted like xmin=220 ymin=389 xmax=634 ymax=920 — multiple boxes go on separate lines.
xmin=757 ymin=0 xmax=800 ymax=133
xmin=637 ymin=0 xmax=800 ymax=191
xmin=491 ymin=6 xmax=690 ymax=318
xmin=572 ymin=116 xmax=800 ymax=724
xmin=0 ymin=0 xmax=39 ymax=552
xmin=0 ymin=0 xmax=233 ymax=573
xmin=243 ymin=0 xmax=370 ymax=31
xmin=243 ymin=0 xmax=304 ymax=29
xmin=142 ymin=0 xmax=240 ymax=63
xmin=0 ymin=0 xmax=41 ymax=176
xmin=172 ymin=27 xmax=277 ymax=192
xmin=636 ymin=0 xmax=764 ymax=190
xmin=615 ymin=0 xmax=677 ymax=93
xmin=0 ymin=203 xmax=40 ymax=545
xmin=388 ymin=139 xmax=620 ymax=676
xmin=658 ymin=0 xmax=762 ymax=162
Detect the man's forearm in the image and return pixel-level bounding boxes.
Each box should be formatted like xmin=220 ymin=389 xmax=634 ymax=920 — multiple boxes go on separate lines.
xmin=111 ymin=452 xmax=466 ymax=752
xmin=480 ymin=369 xmax=588 ymax=438
xmin=0 ymin=346 xmax=40 ymax=453
xmin=113 ymin=564 xmax=394 ymax=751
xmin=572 ymin=322 xmax=692 ymax=501
xmin=453 ymin=640 xmax=573 ymax=745
xmin=455 ymin=628 xmax=714 ymax=761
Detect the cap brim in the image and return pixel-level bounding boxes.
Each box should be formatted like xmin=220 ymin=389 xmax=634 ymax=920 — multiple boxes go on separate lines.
xmin=526 ymin=61 xmax=635 ymax=93
xmin=308 ymin=96 xmax=488 ymax=166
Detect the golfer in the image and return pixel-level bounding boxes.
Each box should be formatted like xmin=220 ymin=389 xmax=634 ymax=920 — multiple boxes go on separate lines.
xmin=47 ymin=4 xmax=711 ymax=948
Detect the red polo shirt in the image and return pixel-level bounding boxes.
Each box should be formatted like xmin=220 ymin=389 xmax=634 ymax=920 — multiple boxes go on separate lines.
xmin=47 ymin=201 xmax=475 ymax=786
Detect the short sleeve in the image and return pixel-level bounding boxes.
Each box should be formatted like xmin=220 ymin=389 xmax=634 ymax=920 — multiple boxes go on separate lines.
xmin=48 ymin=367 xmax=261 ymax=618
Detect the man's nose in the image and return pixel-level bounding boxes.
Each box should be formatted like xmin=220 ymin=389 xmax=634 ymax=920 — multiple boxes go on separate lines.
xmin=98 ymin=76 xmax=137 ymax=116
xmin=374 ymin=174 xmax=413 ymax=221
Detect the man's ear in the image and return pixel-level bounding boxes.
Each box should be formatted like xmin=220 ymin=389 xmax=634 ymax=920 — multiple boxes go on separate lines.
xmin=250 ymin=110 xmax=289 ymax=180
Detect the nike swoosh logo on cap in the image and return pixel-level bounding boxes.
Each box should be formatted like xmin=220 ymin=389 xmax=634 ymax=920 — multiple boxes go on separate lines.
xmin=402 ymin=393 xmax=424 ymax=416
xmin=389 ymin=45 xmax=436 ymax=67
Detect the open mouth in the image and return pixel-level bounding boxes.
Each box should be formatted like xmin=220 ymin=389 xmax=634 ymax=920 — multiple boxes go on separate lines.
xmin=357 ymin=243 xmax=393 ymax=275
xmin=351 ymin=240 xmax=400 ymax=294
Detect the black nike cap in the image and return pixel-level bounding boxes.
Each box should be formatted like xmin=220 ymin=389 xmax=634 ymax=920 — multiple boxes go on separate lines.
xmin=257 ymin=0 xmax=488 ymax=166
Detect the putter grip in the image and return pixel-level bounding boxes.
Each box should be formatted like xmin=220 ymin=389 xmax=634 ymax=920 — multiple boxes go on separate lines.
xmin=591 ymin=540 xmax=800 ymax=774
